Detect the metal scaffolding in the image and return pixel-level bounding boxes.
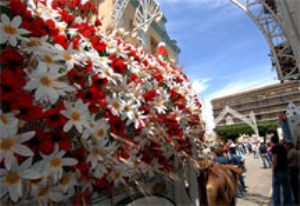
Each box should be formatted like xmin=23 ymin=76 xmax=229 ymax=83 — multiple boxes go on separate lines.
xmin=229 ymin=0 xmax=300 ymax=81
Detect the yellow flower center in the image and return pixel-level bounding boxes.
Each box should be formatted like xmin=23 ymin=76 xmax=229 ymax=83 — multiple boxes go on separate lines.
xmin=5 ymin=172 xmax=20 ymax=186
xmin=134 ymin=113 xmax=140 ymax=119
xmin=86 ymin=55 xmax=92 ymax=63
xmin=70 ymin=112 xmax=81 ymax=122
xmin=0 ymin=115 xmax=8 ymax=125
xmin=40 ymin=76 xmax=52 ymax=87
xmin=97 ymin=128 xmax=105 ymax=138
xmin=4 ymin=24 xmax=17 ymax=35
xmin=157 ymin=102 xmax=163 ymax=108
xmin=27 ymin=39 xmax=43 ymax=47
xmin=100 ymin=57 xmax=105 ymax=62
xmin=57 ymin=26 xmax=65 ymax=32
xmin=111 ymin=101 xmax=121 ymax=110
xmin=0 ymin=138 xmax=15 ymax=151
xmin=114 ymin=171 xmax=121 ymax=180
xmin=133 ymin=91 xmax=139 ymax=99
xmin=30 ymin=176 xmax=44 ymax=186
xmin=60 ymin=174 xmax=71 ymax=186
xmin=63 ymin=52 xmax=73 ymax=61
xmin=103 ymin=70 xmax=111 ymax=77
xmin=49 ymin=156 xmax=62 ymax=168
xmin=44 ymin=54 xmax=53 ymax=64
xmin=124 ymin=105 xmax=131 ymax=112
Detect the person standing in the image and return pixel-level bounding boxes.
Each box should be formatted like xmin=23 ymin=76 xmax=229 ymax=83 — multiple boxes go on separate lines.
xmin=259 ymin=142 xmax=272 ymax=168
xmin=271 ymin=136 xmax=292 ymax=205
xmin=286 ymin=142 xmax=299 ymax=205
xmin=213 ymin=148 xmax=229 ymax=165
xmin=228 ymin=147 xmax=246 ymax=197
xmin=252 ymin=143 xmax=259 ymax=159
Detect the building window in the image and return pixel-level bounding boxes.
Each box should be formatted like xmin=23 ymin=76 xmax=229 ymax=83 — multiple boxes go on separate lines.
xmin=150 ymin=37 xmax=158 ymax=54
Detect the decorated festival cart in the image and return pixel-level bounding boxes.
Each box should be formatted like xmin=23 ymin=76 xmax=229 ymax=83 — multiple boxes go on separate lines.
xmin=0 ymin=0 xmax=242 ymax=205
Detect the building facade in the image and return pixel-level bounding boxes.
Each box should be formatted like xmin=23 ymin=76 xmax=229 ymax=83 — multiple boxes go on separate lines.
xmin=211 ymin=80 xmax=300 ymax=127
xmin=94 ymin=0 xmax=181 ymax=64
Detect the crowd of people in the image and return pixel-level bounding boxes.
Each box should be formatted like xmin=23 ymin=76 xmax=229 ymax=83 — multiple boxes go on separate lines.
xmin=203 ymin=136 xmax=299 ymax=205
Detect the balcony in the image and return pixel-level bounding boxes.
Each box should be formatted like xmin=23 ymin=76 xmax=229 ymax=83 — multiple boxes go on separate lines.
xmin=212 ymin=90 xmax=300 ymax=110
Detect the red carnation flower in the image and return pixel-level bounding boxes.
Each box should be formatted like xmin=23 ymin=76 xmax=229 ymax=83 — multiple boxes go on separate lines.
xmin=0 ymin=69 xmax=26 ymax=95
xmin=8 ymin=91 xmax=43 ymax=121
xmin=109 ymin=115 xmax=126 ymax=136
xmin=92 ymin=74 xmax=108 ymax=89
xmin=90 ymin=37 xmax=106 ymax=51
xmin=111 ymin=59 xmax=127 ymax=74
xmin=1 ymin=48 xmax=24 ymax=70
xmin=43 ymin=102 xmax=68 ymax=127
xmin=53 ymin=34 xmax=69 ymax=49
xmin=77 ymin=87 xmax=106 ymax=113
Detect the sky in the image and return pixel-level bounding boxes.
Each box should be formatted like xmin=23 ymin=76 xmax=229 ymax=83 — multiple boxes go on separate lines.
xmin=159 ymin=0 xmax=279 ymax=131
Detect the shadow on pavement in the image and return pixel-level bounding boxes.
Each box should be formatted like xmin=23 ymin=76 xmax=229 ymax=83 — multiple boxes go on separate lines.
xmin=239 ymin=192 xmax=271 ymax=205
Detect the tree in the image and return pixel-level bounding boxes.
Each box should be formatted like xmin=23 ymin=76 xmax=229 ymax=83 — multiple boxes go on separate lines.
xmin=215 ymin=121 xmax=278 ymax=141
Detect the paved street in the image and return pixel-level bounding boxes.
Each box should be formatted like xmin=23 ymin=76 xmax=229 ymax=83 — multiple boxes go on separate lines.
xmin=237 ymin=154 xmax=272 ymax=206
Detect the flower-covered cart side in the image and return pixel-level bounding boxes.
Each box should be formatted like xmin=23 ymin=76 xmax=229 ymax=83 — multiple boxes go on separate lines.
xmin=0 ymin=0 xmax=204 ymax=204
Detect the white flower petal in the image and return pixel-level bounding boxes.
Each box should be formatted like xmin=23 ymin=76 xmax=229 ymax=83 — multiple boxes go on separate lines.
xmin=0 ymin=179 xmax=8 ymax=199
xmin=24 ymin=80 xmax=39 ymax=91
xmin=1 ymin=14 xmax=9 ymax=24
xmin=0 ymin=33 xmax=8 ymax=44
xmin=21 ymin=169 xmax=41 ymax=179
xmin=19 ymin=131 xmax=35 ymax=142
xmin=17 ymin=28 xmax=30 ymax=35
xmin=63 ymin=121 xmax=73 ymax=132
xmin=8 ymin=36 xmax=17 ymax=47
xmin=8 ymin=185 xmax=19 ymax=202
xmin=14 ymin=144 xmax=34 ymax=157
xmin=62 ymin=158 xmax=78 ymax=166
xmin=11 ymin=16 xmax=21 ymax=27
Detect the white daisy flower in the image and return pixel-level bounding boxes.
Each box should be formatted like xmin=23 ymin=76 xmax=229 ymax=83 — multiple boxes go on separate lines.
xmin=143 ymin=119 xmax=155 ymax=136
xmin=22 ymin=36 xmax=53 ymax=54
xmin=0 ymin=158 xmax=40 ymax=202
xmin=61 ymin=99 xmax=90 ymax=133
xmin=58 ymin=172 xmax=77 ymax=194
xmin=110 ymin=43 xmax=129 ymax=59
xmin=84 ymin=119 xmax=110 ymax=144
xmin=127 ymin=84 xmax=144 ymax=103
xmin=120 ymin=99 xmax=139 ymax=121
xmin=0 ymin=110 xmax=18 ymax=133
xmin=92 ymin=162 xmax=108 ymax=179
xmin=40 ymin=145 xmax=78 ymax=184
xmin=24 ymin=63 xmax=76 ymax=104
xmin=110 ymin=166 xmax=128 ymax=187
xmin=0 ymin=121 xmax=35 ymax=170
xmin=126 ymin=110 xmax=146 ymax=129
xmin=0 ymin=14 xmax=30 ymax=46
xmin=172 ymin=107 xmax=184 ymax=122
xmin=98 ymin=66 xmax=121 ymax=84
xmin=99 ymin=56 xmax=112 ymax=68
xmin=106 ymin=93 xmax=123 ymax=116
xmin=153 ymin=99 xmax=168 ymax=114
xmin=54 ymin=43 xmax=82 ymax=70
